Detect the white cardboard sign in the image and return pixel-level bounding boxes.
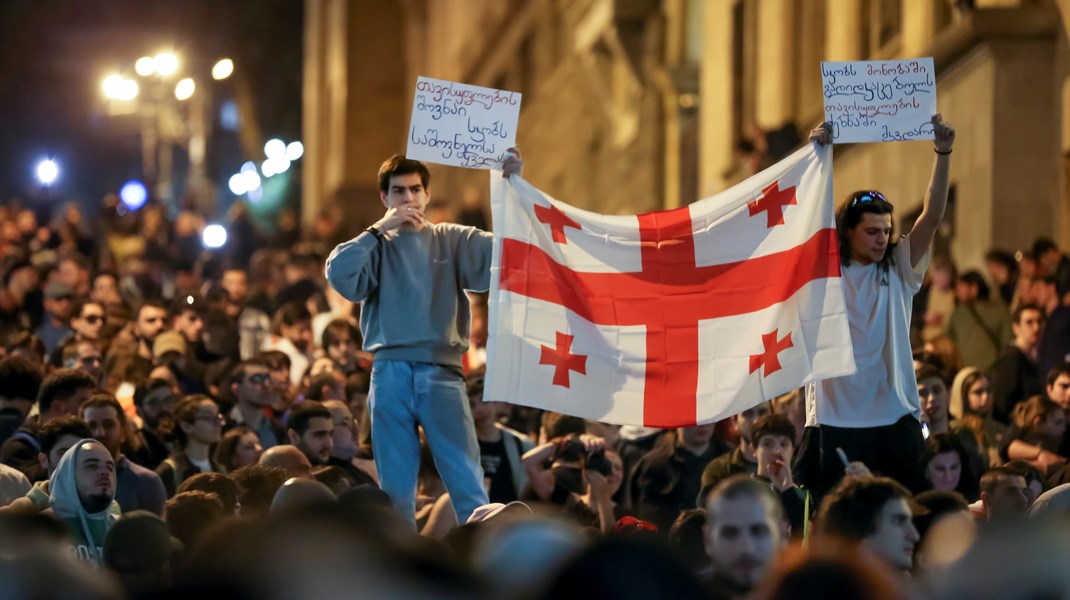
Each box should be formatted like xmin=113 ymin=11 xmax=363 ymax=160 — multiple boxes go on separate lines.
xmin=821 ymin=58 xmax=937 ymax=144
xmin=406 ymin=76 xmax=522 ymax=170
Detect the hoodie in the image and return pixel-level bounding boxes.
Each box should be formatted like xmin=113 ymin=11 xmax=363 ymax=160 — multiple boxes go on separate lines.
xmin=46 ymin=439 xmax=119 ymax=568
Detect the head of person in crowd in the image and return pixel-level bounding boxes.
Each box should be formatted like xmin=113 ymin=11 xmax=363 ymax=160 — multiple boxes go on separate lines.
xmin=259 ymin=445 xmax=313 ymax=480
xmin=215 ymin=426 xmax=263 ymax=473
xmin=922 ymin=433 xmax=977 ymax=500
xmin=1046 ymin=363 xmax=1070 ymax=410
xmin=773 ymin=389 xmax=805 ymax=446
xmin=979 ymin=466 xmax=1029 ymax=521
xmin=836 ymin=190 xmax=896 ymax=268
xmin=911 ymin=489 xmax=972 ymax=565
xmin=704 ymin=475 xmax=788 ymax=594
xmin=752 ymin=414 xmax=797 ymax=480
xmin=949 ymin=368 xmax=992 ymax=421
xmin=985 ymin=249 xmax=1018 ymax=287
xmin=80 ymin=392 xmax=138 ymax=461
xmin=102 ymin=511 xmax=179 ymax=596
xmin=346 ymin=370 xmax=370 ymax=428
xmin=954 ymin=270 xmax=989 ymax=305
xmin=1012 ymin=395 xmax=1066 ymax=450
xmin=322 ymin=400 xmax=358 ymax=461
xmin=0 ymin=356 xmax=43 ymax=418
xmin=178 ymin=472 xmax=241 ymax=516
xmin=668 ymin=508 xmax=711 ymax=574
xmin=916 ymin=365 xmax=950 ymax=434
xmin=230 ymin=464 xmax=290 ymax=518
xmin=90 ymin=271 xmax=122 ymax=307
xmin=152 ymin=330 xmax=187 ymax=368
xmin=735 ymin=401 xmax=774 ymax=448
xmin=748 ymin=541 xmax=909 ymax=600
xmin=228 ymin=357 xmax=280 ymax=411
xmin=56 ymin=255 xmax=91 ymax=297
xmin=165 ymin=490 xmax=225 ymax=549
xmin=38 ymin=368 xmax=96 ymax=423
xmin=817 ymin=476 xmax=920 ymax=572
xmin=269 ymin=476 xmax=337 ymax=516
xmin=1033 ymin=237 xmax=1062 ymax=277
xmin=133 ymin=378 xmax=177 ymax=431
xmin=273 ymin=301 xmax=313 ymax=354
xmin=1004 ymin=460 xmax=1047 ymax=506
xmin=134 ymin=299 xmax=169 ymax=347
xmin=539 ymin=410 xmax=586 ymax=443
xmin=287 ymin=401 xmax=334 ymax=467
xmin=304 ymin=370 xmax=346 ymax=401
xmin=38 ymin=415 xmax=93 ymax=476
xmin=170 ymin=295 xmax=205 ymax=345
xmin=5 ymin=331 xmax=46 ymax=364
xmin=257 ymin=350 xmax=292 ymax=399
xmin=1012 ymin=303 xmax=1046 ymax=353
xmin=322 ymin=318 xmax=360 ymax=370
xmin=677 ymin=423 xmax=716 ymax=455
xmin=43 ymin=280 xmax=75 ymax=324
xmin=69 ymin=298 xmax=106 ymax=342
xmin=49 ymin=439 xmax=117 ymax=563
xmin=61 ymin=340 xmax=103 ymax=384
xmin=173 ymin=395 xmax=224 ymax=453
xmin=219 ymin=267 xmax=249 ymax=317
xmin=379 ymin=153 xmax=432 ymax=213
xmin=1032 ymin=276 xmax=1059 ymax=311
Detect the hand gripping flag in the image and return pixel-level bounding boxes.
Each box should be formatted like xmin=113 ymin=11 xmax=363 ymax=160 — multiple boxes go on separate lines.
xmin=485 ymin=143 xmax=855 ymax=427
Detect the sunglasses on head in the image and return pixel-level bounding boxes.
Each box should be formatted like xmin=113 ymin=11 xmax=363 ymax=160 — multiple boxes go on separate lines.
xmin=849 ymin=191 xmax=891 ymax=208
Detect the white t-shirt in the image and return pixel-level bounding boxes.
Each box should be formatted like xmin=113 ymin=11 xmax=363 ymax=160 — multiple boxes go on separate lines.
xmin=807 ymin=235 xmax=929 ymax=428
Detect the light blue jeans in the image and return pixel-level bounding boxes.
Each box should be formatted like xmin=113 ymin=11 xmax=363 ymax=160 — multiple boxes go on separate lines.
xmin=369 ymin=359 xmax=487 ymax=528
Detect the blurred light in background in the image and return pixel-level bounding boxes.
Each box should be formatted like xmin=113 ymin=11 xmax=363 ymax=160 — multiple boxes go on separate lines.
xmin=220 ymin=100 xmax=240 ymax=131
xmin=35 ymin=159 xmax=59 ymax=185
xmin=228 ymin=173 xmax=247 ymax=195
xmin=247 ymin=185 xmax=263 ymax=202
xmin=240 ymin=161 xmax=257 ymax=173
xmin=119 ymin=180 xmax=148 ymax=210
xmin=285 ymin=141 xmax=303 ymax=161
xmin=202 ymin=224 xmax=227 ymax=249
xmin=103 ymin=75 xmax=139 ymax=101
xmin=154 ymin=52 xmax=178 ymax=77
xmin=240 ymin=170 xmax=261 ymax=192
xmin=174 ymin=78 xmax=195 ymax=101
xmin=135 ymin=56 xmax=156 ymax=77
xmin=264 ymin=138 xmax=286 ymax=160
xmin=212 ymin=58 xmax=234 ymax=80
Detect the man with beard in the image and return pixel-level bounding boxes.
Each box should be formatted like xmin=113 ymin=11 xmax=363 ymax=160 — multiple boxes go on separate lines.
xmin=44 ymin=439 xmax=118 ymax=568
xmin=286 ymin=402 xmax=334 ymax=468
xmin=703 ymin=475 xmax=788 ymax=599
xmin=322 ymin=400 xmax=377 ymax=486
xmin=132 ymin=379 xmax=177 ymax=469
xmin=104 ymin=300 xmax=169 ymax=387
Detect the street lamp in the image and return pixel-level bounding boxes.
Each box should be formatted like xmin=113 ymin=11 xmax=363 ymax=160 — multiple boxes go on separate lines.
xmin=212 ymin=58 xmax=234 ymax=80
xmin=175 ymin=78 xmax=195 ymax=101
xmin=135 ymin=56 xmax=156 ymax=77
xmin=154 ymin=53 xmax=178 ymax=77
xmin=35 ymin=159 xmax=59 ymax=186
xmin=102 ymin=74 xmax=138 ymax=101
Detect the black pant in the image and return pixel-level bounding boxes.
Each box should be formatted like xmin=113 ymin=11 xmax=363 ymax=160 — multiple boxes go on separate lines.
xmin=792 ymin=414 xmax=924 ymax=503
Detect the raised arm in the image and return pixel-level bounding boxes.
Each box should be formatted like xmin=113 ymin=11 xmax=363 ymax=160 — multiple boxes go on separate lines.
xmin=908 ymin=115 xmax=956 ymax=268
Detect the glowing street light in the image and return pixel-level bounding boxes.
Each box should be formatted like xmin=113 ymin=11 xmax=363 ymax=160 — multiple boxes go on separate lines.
xmin=154 ymin=53 xmax=178 ymax=77
xmin=119 ymin=180 xmax=148 ymax=210
xmin=212 ymin=58 xmax=234 ymax=80
xmin=102 ymin=75 xmax=139 ymax=101
xmin=264 ymin=138 xmax=286 ymax=159
xmin=285 ymin=141 xmax=304 ymax=161
xmin=175 ymin=78 xmax=195 ymax=101
xmin=202 ymin=224 xmax=228 ymax=249
xmin=35 ymin=159 xmax=59 ymax=186
xmin=135 ymin=56 xmax=156 ymax=77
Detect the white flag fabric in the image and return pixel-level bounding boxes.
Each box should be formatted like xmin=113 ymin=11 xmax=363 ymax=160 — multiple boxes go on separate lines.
xmin=485 ymin=143 xmax=856 ymax=427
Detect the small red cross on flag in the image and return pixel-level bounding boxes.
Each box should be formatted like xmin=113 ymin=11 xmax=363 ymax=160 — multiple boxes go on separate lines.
xmin=749 ymin=329 xmax=794 ymax=377
xmin=748 ymin=181 xmax=798 ymax=228
xmin=539 ymin=331 xmax=587 ymax=388
xmin=535 ymin=203 xmax=581 ymax=244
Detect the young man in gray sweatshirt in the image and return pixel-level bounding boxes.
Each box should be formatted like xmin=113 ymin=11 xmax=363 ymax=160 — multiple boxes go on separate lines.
xmin=325 ymin=152 xmax=522 ymax=526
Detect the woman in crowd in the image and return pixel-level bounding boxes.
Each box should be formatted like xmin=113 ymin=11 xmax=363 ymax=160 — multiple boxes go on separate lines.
xmin=214 ymin=425 xmax=263 ymax=473
xmin=156 ymin=395 xmax=224 ymax=496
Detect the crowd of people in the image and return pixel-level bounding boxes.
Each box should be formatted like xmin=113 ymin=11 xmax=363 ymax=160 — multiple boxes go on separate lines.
xmin=1 ymin=119 xmax=1070 ymax=600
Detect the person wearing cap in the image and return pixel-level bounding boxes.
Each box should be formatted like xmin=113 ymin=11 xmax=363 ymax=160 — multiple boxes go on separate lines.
xmin=815 ymin=475 xmax=921 ymax=573
xmin=36 ymin=280 xmax=74 ymax=354
xmin=153 ymin=330 xmax=207 ymax=395
xmin=43 ymin=439 xmax=119 ymax=568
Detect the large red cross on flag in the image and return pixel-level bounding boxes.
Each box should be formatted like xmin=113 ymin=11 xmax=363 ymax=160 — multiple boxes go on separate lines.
xmin=485 ymin=144 xmax=856 ymax=427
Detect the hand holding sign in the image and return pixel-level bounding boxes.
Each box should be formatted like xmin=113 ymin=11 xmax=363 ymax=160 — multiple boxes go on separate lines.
xmin=821 ymin=58 xmax=937 ymax=144
xmin=406 ymin=77 xmax=523 ymax=170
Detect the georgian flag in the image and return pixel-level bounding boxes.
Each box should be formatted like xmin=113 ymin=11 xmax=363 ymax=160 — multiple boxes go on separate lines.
xmin=484 ymin=144 xmax=855 ymax=427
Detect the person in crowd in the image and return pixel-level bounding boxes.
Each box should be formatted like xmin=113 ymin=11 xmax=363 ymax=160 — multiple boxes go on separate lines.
xmin=974 ymin=466 xmax=1029 ymax=523
xmin=0 ymin=356 xmax=43 ymax=446
xmin=131 ymin=378 xmax=176 ymax=469
xmin=321 ymin=400 xmax=377 ymax=486
xmin=816 ymin=476 xmax=920 ymax=573
xmin=320 ymin=318 xmax=366 ymax=375
xmin=798 ymin=116 xmax=955 ymax=501
xmin=949 ymin=367 xmax=1006 ymax=472
xmin=80 ymin=393 xmax=167 ymax=515
xmin=999 ymin=395 xmax=1067 ymax=475
xmin=990 ymin=304 xmax=1046 ymax=424
xmin=703 ymin=475 xmax=789 ymax=599
xmin=1037 ymin=275 xmax=1070 ymax=375
xmin=102 ymin=510 xmax=179 ymax=596
xmin=916 ymin=365 xmax=951 ymax=436
xmin=45 ymin=439 xmax=118 ymax=568
xmin=921 ymin=433 xmax=978 ymax=501
xmin=215 ymin=425 xmax=263 ymax=473
xmin=156 ymin=395 xmax=224 ymax=497
xmin=258 ymin=445 xmax=313 ymax=480
xmin=261 ymin=301 xmax=314 ymax=385
xmin=466 ymin=370 xmax=533 ymax=504
xmin=915 ymin=254 xmax=956 ymax=344
xmin=948 ymin=271 xmax=1012 ymax=369
xmin=1004 ymin=460 xmax=1047 ymax=506
xmin=750 ymin=414 xmax=807 ymax=534
xmin=36 ymin=281 xmax=74 ymax=354
xmin=985 ymin=249 xmax=1020 ymax=307
xmin=698 ymin=403 xmax=772 ymax=503
xmin=1 ymin=368 xmax=96 ymax=482
xmin=104 ymin=299 xmax=169 ymax=388
xmin=286 ymin=401 xmax=334 ymax=468
xmin=223 ymin=358 xmax=285 ymax=449
xmin=325 ymin=151 xmax=522 ymax=527
xmin=61 ymin=340 xmax=104 ymax=385
xmin=48 ymin=298 xmax=105 ymax=367
xmin=178 ymin=472 xmax=241 ymax=516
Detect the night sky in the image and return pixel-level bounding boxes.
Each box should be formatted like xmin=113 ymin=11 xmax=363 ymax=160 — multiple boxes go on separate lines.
xmin=0 ymin=0 xmax=303 ymax=215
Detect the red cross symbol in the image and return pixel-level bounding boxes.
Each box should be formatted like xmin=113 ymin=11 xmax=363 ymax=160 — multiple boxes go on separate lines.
xmin=535 ymin=203 xmax=582 ymax=244
xmin=499 ymin=180 xmax=840 ymax=427
xmin=539 ymin=331 xmax=587 ymax=388
xmin=747 ymin=182 xmax=797 ymax=228
xmin=748 ymin=329 xmax=794 ymax=377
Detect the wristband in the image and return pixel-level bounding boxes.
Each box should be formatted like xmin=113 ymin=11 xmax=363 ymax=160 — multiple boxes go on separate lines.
xmin=934 ymin=148 xmax=952 ymax=155
xmin=366 ymin=226 xmax=384 ymax=243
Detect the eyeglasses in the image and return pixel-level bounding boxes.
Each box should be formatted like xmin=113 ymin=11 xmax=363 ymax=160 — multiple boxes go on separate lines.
xmin=848 ymin=191 xmax=891 ymax=208
xmin=246 ymin=373 xmax=271 ymax=384
xmin=82 ymin=315 xmax=106 ymax=324
xmin=195 ymin=413 xmax=226 ymax=424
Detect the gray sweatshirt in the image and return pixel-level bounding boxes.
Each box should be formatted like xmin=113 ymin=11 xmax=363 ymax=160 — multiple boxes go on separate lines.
xmin=325 ymin=223 xmax=493 ymax=368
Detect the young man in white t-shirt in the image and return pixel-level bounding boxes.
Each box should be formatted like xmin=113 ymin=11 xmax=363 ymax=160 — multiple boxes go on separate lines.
xmin=794 ymin=115 xmax=956 ymax=500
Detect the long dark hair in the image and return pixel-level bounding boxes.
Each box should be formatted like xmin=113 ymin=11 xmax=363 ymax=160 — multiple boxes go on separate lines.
xmin=923 ymin=433 xmax=979 ymax=501
xmin=835 ymin=191 xmax=897 ymax=272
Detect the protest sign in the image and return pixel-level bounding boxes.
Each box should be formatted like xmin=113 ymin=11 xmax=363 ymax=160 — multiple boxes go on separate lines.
xmin=821 ymin=58 xmax=936 ymax=144
xmin=406 ymin=76 xmax=522 ymax=170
